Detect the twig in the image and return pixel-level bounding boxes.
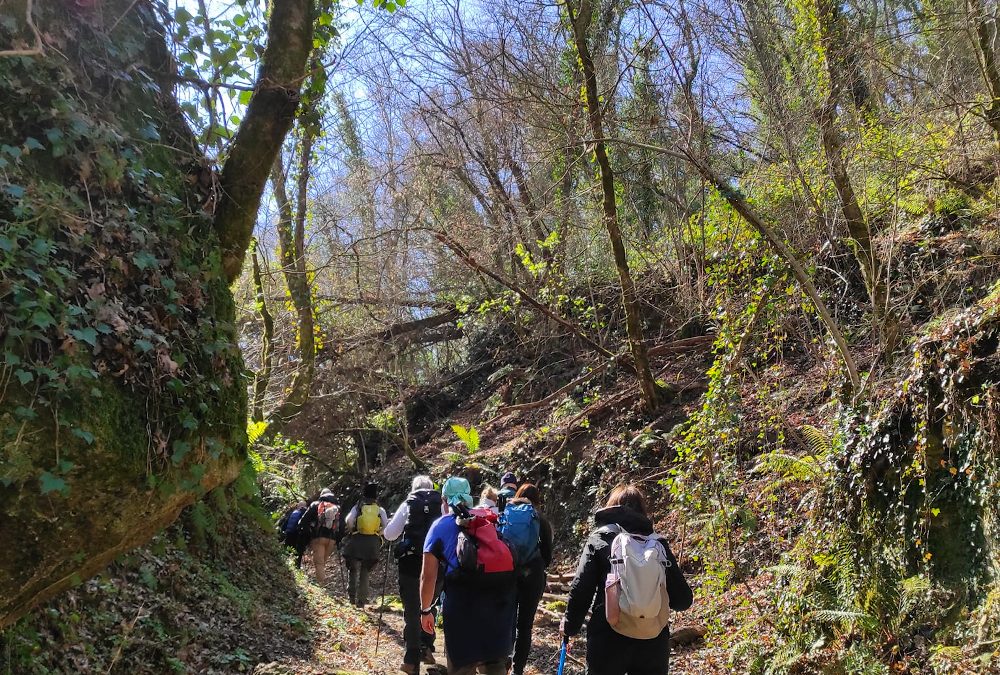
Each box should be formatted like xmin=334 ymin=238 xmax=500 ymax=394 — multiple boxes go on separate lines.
xmin=0 ymin=0 xmax=43 ymax=58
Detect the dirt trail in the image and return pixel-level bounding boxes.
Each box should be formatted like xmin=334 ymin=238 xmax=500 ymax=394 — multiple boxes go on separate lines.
xmin=254 ymin=548 xmax=714 ymax=675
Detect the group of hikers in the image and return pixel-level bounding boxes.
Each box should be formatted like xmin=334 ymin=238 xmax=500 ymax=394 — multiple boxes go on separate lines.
xmin=277 ymin=472 xmax=692 ymax=675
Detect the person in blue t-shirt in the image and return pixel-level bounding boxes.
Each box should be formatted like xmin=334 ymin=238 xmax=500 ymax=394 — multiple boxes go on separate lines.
xmin=418 ymin=476 xmax=516 ymax=675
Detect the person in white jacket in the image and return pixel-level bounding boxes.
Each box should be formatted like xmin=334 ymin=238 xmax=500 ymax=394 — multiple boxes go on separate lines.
xmin=384 ymin=475 xmax=444 ymax=673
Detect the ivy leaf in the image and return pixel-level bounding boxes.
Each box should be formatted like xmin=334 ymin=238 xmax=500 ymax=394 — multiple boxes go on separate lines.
xmin=69 ymin=327 xmax=99 ymax=347
xmin=23 ymin=137 xmax=44 ymax=151
xmin=30 ymin=310 xmax=55 ymax=329
xmin=238 ymin=89 xmax=253 ymax=106
xmin=135 ymin=339 xmax=154 ymax=352
xmin=14 ymin=369 xmax=32 ymax=385
xmin=71 ymin=428 xmax=95 ymax=445
xmin=39 ymin=472 xmax=69 ymax=496
xmin=171 ymin=440 xmax=192 ymax=465
xmin=132 ymin=251 xmax=159 ymax=270
xmin=3 ymin=184 xmax=25 ymax=199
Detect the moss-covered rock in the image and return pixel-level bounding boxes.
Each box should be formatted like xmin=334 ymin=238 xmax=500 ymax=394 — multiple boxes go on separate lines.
xmin=0 ymin=0 xmax=246 ymax=626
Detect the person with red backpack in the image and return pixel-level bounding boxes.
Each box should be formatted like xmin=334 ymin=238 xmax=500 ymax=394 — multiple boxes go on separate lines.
xmin=385 ymin=475 xmax=445 ymax=674
xmin=344 ymin=482 xmax=388 ymax=606
xmin=297 ymin=488 xmax=342 ymax=585
xmin=561 ymin=485 xmax=692 ymax=675
xmin=419 ymin=476 xmax=517 ymax=675
xmin=499 ymin=483 xmax=553 ymax=675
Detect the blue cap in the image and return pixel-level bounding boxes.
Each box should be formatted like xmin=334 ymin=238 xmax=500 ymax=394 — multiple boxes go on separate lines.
xmin=442 ymin=476 xmax=473 ymax=507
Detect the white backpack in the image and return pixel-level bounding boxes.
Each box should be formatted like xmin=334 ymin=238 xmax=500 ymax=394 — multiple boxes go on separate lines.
xmin=604 ymin=527 xmax=671 ymax=639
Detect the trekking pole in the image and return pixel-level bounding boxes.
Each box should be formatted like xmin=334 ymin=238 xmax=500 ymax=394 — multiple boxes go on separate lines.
xmin=374 ymin=541 xmax=391 ymax=657
xmin=556 ymin=637 xmax=568 ymax=675
xmin=336 ymin=542 xmax=346 ymax=594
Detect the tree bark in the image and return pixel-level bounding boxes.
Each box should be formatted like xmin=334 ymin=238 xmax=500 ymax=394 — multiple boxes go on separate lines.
xmin=966 ymin=0 xmax=1000 ymax=145
xmin=265 ymin=148 xmax=317 ymax=436
xmin=814 ymin=0 xmax=898 ymax=351
xmin=250 ymin=240 xmax=275 ymax=422
xmin=565 ymin=0 xmax=665 ymax=410
xmin=215 ymin=0 xmax=316 ymax=282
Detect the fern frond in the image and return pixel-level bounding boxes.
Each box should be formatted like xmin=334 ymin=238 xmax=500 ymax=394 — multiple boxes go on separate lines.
xmin=799 ymin=424 xmax=832 ymax=456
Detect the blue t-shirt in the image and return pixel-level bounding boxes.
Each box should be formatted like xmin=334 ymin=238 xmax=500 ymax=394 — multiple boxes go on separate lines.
xmin=423 ymin=513 xmax=461 ymax=572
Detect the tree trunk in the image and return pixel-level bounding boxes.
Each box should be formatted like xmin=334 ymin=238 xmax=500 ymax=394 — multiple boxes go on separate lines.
xmin=250 ymin=240 xmax=275 ymax=423
xmin=814 ymin=0 xmax=899 ymax=352
xmin=265 ymin=149 xmax=317 ymax=435
xmin=0 ymin=0 xmax=314 ymax=627
xmin=565 ymin=0 xmax=665 ymax=411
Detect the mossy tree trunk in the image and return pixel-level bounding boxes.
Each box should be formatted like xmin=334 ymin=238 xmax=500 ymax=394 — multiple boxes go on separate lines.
xmin=0 ymin=0 xmax=314 ymax=627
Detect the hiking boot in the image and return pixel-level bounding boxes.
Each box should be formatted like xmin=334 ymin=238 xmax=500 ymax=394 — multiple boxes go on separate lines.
xmin=420 ymin=649 xmax=436 ymax=666
xmin=399 ymin=663 xmax=418 ymax=674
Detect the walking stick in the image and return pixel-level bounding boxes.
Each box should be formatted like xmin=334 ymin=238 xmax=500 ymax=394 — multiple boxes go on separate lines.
xmin=557 ymin=637 xmax=568 ymax=675
xmin=374 ymin=541 xmax=392 ymax=657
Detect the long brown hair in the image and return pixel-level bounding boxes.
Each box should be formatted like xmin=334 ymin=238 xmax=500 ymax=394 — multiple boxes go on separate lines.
xmin=514 ymin=483 xmax=542 ymax=505
xmin=605 ymin=484 xmax=648 ymax=517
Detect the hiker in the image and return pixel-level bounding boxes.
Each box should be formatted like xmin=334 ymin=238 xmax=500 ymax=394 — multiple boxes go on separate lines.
xmin=477 ymin=485 xmax=499 ymax=514
xmin=500 ymin=484 xmax=553 ymax=675
xmin=298 ymin=489 xmax=342 ymax=583
xmin=419 ymin=476 xmax=517 ymax=675
xmin=344 ymin=482 xmax=389 ymax=606
xmin=497 ymin=472 xmax=518 ymax=510
xmin=277 ymin=500 xmax=310 ymax=568
xmin=385 ymin=476 xmax=445 ymax=674
xmin=561 ymin=484 xmax=692 ymax=675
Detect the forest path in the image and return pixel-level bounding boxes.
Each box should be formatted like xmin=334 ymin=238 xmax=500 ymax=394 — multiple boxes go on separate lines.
xmin=253 ymin=548 xmax=720 ymax=675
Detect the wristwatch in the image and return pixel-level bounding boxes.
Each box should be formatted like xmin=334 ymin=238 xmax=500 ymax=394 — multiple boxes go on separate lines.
xmin=420 ymin=607 xmax=434 ymax=616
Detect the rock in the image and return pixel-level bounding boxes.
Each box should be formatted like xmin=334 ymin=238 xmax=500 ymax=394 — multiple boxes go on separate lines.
xmin=670 ymin=625 xmax=707 ymax=646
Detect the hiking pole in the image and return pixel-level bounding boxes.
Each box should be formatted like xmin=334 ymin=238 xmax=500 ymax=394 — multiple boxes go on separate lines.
xmin=374 ymin=541 xmax=391 ymax=658
xmin=557 ymin=637 xmax=568 ymax=675
xmin=336 ymin=542 xmax=346 ymax=594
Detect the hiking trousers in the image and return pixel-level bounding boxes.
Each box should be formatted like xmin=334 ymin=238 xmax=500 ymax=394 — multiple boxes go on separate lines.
xmin=584 ymin=620 xmax=671 ymax=675
xmin=511 ymin=560 xmax=546 ymax=674
xmin=346 ymin=556 xmax=379 ymax=606
xmin=399 ymin=562 xmax=438 ymax=666
xmin=445 ymin=657 xmax=507 ymax=675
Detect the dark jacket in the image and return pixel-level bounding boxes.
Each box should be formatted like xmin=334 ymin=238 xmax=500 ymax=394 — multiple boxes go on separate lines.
xmin=508 ymin=497 xmax=554 ymax=567
xmin=297 ymin=495 xmax=339 ymax=540
xmin=563 ymin=506 xmax=692 ymax=638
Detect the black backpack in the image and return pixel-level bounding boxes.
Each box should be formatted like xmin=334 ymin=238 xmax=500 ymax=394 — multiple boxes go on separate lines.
xmin=395 ymin=489 xmax=441 ymax=559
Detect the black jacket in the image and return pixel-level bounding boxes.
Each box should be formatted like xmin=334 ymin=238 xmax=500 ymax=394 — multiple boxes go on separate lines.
xmin=297 ymin=495 xmax=338 ymax=540
xmin=563 ymin=506 xmax=692 ymax=637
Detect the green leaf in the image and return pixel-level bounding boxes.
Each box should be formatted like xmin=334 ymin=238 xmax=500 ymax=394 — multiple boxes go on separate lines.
xmin=174 ymin=6 xmax=194 ymax=23
xmin=14 ymin=406 xmax=36 ymax=420
xmin=39 ymin=472 xmax=69 ymax=496
xmin=30 ymin=310 xmax=55 ymax=329
xmin=3 ymin=183 xmax=25 ymax=199
xmin=23 ymin=137 xmax=44 ymax=151
xmin=172 ymin=440 xmax=192 ymax=465
xmin=132 ymin=251 xmax=158 ymax=270
xmin=14 ymin=369 xmax=32 ymax=385
xmin=238 ymin=89 xmax=253 ymax=106
xmin=69 ymin=327 xmax=99 ymax=347
xmin=135 ymin=339 xmax=154 ymax=352
xmin=71 ymin=428 xmax=95 ymax=445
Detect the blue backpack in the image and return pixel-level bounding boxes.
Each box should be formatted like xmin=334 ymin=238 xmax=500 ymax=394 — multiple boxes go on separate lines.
xmin=499 ymin=503 xmax=541 ymax=565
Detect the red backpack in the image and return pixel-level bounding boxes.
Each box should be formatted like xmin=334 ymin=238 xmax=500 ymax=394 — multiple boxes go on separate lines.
xmin=453 ymin=506 xmax=515 ymax=587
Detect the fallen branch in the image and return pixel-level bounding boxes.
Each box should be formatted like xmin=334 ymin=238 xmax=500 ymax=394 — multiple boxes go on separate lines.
xmin=0 ymin=0 xmax=43 ymax=58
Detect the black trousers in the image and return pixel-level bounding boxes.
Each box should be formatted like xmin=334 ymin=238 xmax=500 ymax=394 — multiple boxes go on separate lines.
xmin=399 ymin=563 xmax=437 ymax=666
xmin=511 ymin=560 xmax=546 ymax=674
xmin=585 ymin=620 xmax=671 ymax=675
